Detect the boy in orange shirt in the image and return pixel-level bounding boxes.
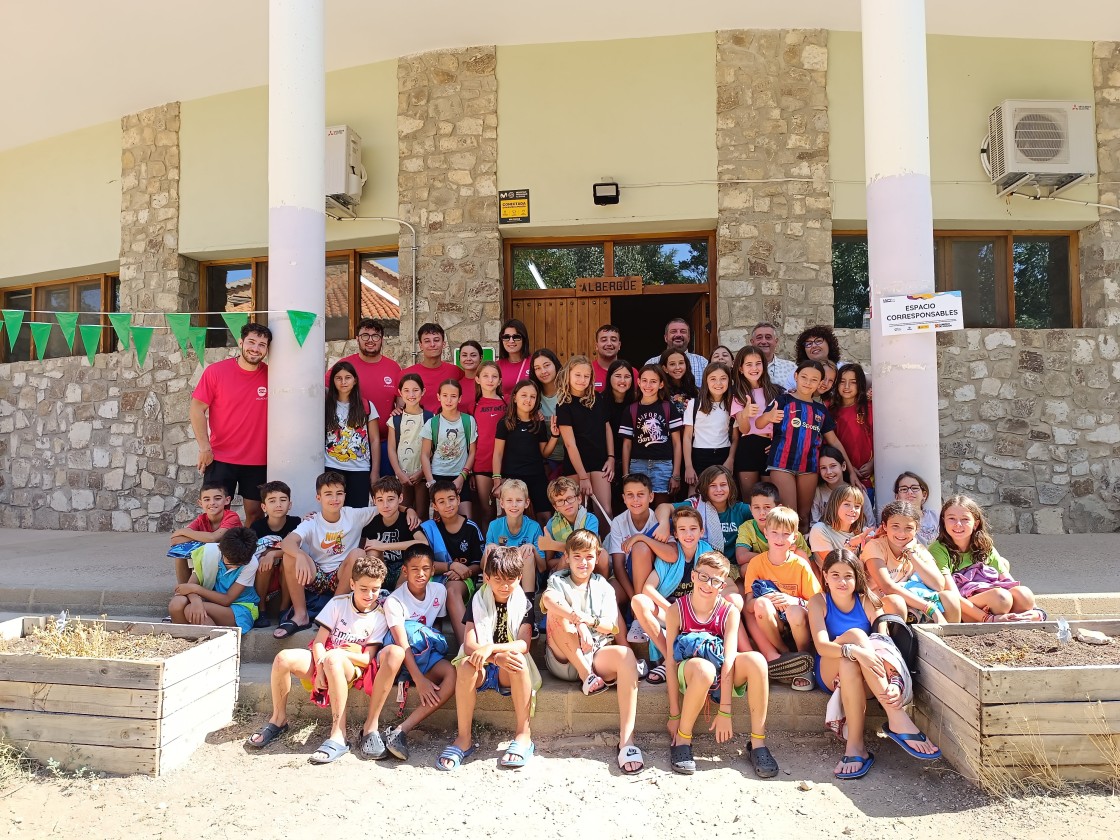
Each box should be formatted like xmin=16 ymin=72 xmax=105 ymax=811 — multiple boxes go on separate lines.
xmin=741 ymin=506 xmax=820 ymax=690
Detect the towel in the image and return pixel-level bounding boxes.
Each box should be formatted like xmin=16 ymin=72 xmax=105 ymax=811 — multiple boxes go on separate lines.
xmin=453 ymin=584 xmax=542 ymax=713
xmin=190 ymin=543 xmax=223 ymax=590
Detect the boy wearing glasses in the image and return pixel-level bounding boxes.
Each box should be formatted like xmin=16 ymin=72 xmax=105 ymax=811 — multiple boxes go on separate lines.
xmin=402 ymin=322 xmax=462 ymax=413
xmin=329 ymin=318 xmax=401 ymax=475
xmin=538 ymin=476 xmax=607 ymax=578
xmin=541 ymin=529 xmax=646 ymax=774
xmin=663 ymin=549 xmax=777 ymax=777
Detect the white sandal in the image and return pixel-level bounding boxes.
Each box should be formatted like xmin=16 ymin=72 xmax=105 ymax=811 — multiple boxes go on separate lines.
xmin=582 ymin=672 xmax=608 ymax=696
xmin=617 ymin=743 xmax=644 ymax=774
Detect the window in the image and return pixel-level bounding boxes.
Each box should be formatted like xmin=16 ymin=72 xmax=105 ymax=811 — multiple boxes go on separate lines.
xmin=831 ymin=232 xmax=1078 ymax=329
xmin=509 ymin=234 xmax=712 ymax=291
xmin=0 ymin=275 xmax=118 ymax=363
xmin=201 ymin=249 xmax=400 ymax=345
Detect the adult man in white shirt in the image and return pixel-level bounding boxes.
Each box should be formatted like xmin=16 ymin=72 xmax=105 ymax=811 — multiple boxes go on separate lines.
xmin=645 ymin=317 xmax=708 ymax=384
xmin=750 ymin=321 xmax=797 ymax=390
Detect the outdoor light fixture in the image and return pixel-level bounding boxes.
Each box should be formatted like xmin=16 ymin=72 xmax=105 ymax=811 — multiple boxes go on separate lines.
xmin=592 ymin=180 xmax=620 ymax=205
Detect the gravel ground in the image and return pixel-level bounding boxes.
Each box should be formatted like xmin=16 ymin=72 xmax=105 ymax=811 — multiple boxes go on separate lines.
xmin=4 ymin=717 xmax=1119 ymax=840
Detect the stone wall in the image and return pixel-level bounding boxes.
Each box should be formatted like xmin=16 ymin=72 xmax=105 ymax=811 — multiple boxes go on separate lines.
xmin=118 ymin=103 xmax=198 ymax=317
xmin=834 ymin=327 xmax=1120 ymax=534
xmin=1079 ymin=42 xmax=1120 ymax=329
xmin=397 ymin=47 xmax=502 ymax=347
xmin=715 ymin=29 xmax=833 ymax=351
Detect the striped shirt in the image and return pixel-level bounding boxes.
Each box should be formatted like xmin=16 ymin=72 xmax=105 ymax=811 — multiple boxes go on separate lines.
xmin=767 ymin=393 xmax=835 ymax=474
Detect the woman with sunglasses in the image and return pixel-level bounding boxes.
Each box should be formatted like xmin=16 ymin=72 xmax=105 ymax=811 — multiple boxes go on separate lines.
xmin=497 ymin=319 xmax=532 ymax=389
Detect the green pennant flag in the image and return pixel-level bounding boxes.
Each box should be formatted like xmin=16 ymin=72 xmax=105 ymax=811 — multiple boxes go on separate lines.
xmin=29 ymin=322 xmax=53 ymax=360
xmin=287 ymin=310 xmax=317 ymax=347
xmin=79 ymin=324 xmax=102 ymax=365
xmin=2 ymin=309 xmax=25 ymax=350
xmin=131 ymin=325 xmax=155 ymax=367
xmin=107 ymin=312 xmax=132 ymax=349
xmin=55 ymin=312 xmax=80 ymax=351
xmin=189 ymin=326 xmax=207 ymax=363
xmin=221 ymin=312 xmax=249 ymax=340
xmin=165 ymin=313 xmax=192 ymax=355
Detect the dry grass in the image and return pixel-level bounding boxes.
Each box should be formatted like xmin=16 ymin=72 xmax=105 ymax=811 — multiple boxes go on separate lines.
xmin=0 ymin=742 xmax=35 ymax=789
xmin=974 ymin=729 xmax=1069 ymax=797
xmin=0 ymin=618 xmax=196 ymax=660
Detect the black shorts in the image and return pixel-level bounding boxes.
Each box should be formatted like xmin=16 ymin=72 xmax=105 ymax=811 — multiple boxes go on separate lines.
xmin=691 ymin=446 xmax=730 ymax=476
xmin=203 ymin=460 xmax=267 ymax=502
xmin=334 ymin=467 xmax=371 ymax=507
xmin=506 ymin=471 xmax=553 ymax=516
xmin=734 ymin=434 xmax=771 ymax=474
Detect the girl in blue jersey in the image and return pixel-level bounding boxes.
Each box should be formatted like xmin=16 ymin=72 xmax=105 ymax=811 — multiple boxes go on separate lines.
xmin=756 ymin=361 xmax=860 ymax=531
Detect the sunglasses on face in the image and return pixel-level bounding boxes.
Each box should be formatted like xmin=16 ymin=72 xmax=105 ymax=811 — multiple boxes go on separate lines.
xmin=501 ymin=333 xmax=523 ymax=341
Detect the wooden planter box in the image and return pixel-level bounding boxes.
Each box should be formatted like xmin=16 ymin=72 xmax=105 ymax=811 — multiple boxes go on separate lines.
xmin=0 ymin=617 xmax=239 ymax=776
xmin=913 ymin=621 xmax=1120 ymax=788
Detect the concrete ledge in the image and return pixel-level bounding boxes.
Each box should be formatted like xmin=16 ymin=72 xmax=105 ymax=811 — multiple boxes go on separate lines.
xmin=235 ymin=662 xmax=859 ymax=737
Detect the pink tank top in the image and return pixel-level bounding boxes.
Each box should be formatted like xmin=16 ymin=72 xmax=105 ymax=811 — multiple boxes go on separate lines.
xmin=677 ymin=595 xmax=732 ymax=637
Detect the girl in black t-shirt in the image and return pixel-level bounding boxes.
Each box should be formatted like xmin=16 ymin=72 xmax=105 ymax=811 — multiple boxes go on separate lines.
xmin=555 ymin=355 xmax=614 ymax=520
xmin=492 ymin=380 xmax=558 ymax=517
xmin=604 ymin=359 xmax=636 ymax=513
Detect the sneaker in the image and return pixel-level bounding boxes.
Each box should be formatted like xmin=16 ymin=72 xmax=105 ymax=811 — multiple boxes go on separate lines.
xmin=627 ymin=619 xmax=648 ymax=644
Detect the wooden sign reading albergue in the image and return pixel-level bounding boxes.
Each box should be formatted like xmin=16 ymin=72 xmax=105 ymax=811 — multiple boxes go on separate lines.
xmin=575 ymin=276 xmax=643 ymax=296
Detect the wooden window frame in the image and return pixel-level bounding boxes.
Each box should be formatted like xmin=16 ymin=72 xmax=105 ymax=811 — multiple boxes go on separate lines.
xmin=0 ymin=273 xmax=119 ymax=362
xmin=502 ymin=229 xmax=717 ymax=302
xmin=832 ymin=229 xmax=1082 ymax=328
xmin=199 ymin=247 xmax=400 ymax=339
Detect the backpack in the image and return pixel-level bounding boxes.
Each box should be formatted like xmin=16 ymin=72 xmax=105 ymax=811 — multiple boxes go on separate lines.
xmin=873 ymin=613 xmax=920 ymax=678
xmin=428 ymin=413 xmax=473 ymax=449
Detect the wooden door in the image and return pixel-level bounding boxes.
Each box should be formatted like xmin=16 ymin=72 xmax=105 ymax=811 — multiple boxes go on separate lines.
xmin=689 ymin=294 xmax=712 ymax=357
xmin=510 ymin=293 xmax=610 ymax=363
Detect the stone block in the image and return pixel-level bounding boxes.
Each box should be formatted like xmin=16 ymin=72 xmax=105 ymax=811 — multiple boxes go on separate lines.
xmin=1033 ymin=507 xmax=1066 ymax=535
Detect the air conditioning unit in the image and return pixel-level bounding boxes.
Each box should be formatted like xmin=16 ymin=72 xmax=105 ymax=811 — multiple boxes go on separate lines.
xmin=986 ymin=99 xmax=1096 ymax=197
xmin=325 ymin=124 xmax=366 ymax=211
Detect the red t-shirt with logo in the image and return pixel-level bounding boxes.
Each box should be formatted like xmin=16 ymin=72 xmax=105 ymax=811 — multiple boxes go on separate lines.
xmin=329 ymin=353 xmax=402 ymax=436
xmin=191 ymin=358 xmax=269 ymax=466
xmin=401 ymin=361 xmax=463 ymax=413
xmin=188 ymin=509 xmax=243 ymax=532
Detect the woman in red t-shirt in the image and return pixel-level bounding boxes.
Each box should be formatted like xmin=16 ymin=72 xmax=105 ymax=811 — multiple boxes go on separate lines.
xmin=497 ymin=319 xmax=532 ymax=388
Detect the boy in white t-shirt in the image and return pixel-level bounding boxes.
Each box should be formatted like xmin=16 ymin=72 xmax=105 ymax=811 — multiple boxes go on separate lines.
xmin=605 ymin=473 xmax=672 ymax=642
xmin=247 ymin=555 xmax=389 ymax=764
xmin=275 ymin=471 xmax=380 ymax=639
xmin=360 ymin=545 xmax=457 ymax=762
xmin=542 ymin=529 xmax=645 ymax=774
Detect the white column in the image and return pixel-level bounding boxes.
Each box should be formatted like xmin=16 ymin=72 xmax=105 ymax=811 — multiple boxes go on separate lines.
xmin=861 ymin=0 xmax=942 ymax=513
xmin=267 ymin=0 xmax=325 ymax=515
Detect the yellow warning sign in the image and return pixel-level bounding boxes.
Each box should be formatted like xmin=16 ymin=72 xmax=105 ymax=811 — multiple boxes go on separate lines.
xmin=499 ymin=189 xmax=530 ymax=224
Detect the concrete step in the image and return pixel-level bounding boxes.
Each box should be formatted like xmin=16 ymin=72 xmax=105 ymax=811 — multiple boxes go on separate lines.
xmin=235 ymin=661 xmax=854 ymax=737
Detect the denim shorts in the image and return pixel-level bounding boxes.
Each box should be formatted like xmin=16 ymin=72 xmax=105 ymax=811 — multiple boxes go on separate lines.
xmin=628 ymin=458 xmax=673 ymax=493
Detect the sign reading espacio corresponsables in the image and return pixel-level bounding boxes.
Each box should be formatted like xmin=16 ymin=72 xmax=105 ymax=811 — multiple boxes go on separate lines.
xmin=878 ymin=291 xmax=964 ymax=336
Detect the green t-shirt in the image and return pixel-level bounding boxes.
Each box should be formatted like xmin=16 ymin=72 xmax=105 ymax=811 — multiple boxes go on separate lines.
xmin=928 ymin=539 xmax=1010 ymax=577
xmin=672 ymin=500 xmax=751 ymax=556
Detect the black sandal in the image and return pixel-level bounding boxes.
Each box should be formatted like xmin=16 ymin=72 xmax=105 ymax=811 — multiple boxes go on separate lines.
xmin=670 ymin=742 xmax=695 ymax=775
xmin=246 ymin=721 xmax=288 ymax=749
xmin=748 ymin=743 xmax=779 ymax=778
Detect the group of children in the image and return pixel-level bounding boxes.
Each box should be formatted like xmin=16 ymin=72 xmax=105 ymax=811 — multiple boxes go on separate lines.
xmin=162 ymin=327 xmax=1044 ymax=779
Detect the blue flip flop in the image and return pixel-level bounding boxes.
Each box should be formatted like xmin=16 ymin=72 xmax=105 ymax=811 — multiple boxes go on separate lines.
xmin=881 ymin=724 xmax=942 ymax=760
xmin=435 ymin=744 xmax=477 ymax=771
xmin=500 ymin=740 xmax=535 ymax=768
xmin=835 ymin=751 xmax=875 ymax=779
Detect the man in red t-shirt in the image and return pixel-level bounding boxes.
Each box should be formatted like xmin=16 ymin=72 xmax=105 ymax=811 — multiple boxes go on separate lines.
xmin=401 ymin=322 xmax=462 ymax=413
xmin=327 ymin=318 xmax=402 ymax=476
xmin=190 ymin=323 xmax=271 ymax=525
xmin=592 ymin=323 xmax=638 ymax=392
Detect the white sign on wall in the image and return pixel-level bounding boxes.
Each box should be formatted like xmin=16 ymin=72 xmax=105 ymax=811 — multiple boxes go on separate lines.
xmin=878 ymin=291 xmax=964 ymax=336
